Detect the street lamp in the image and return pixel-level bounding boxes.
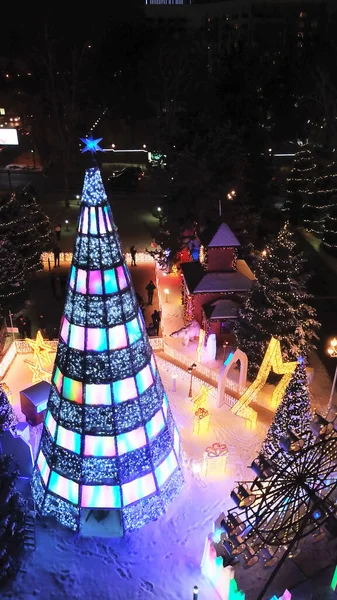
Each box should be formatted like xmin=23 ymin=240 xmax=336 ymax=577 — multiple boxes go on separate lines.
xmin=327 ymin=338 xmax=337 ymax=412
xmin=65 ymin=219 xmax=69 ymax=232
xmin=188 ymin=362 xmax=197 ymax=398
xmin=164 ymin=288 xmax=169 ymax=302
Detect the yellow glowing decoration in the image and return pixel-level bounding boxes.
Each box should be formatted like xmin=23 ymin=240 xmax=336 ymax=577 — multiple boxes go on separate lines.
xmin=0 ymin=382 xmax=12 ymax=404
xmin=231 ymin=338 xmax=298 ymax=426
xmin=171 ymin=264 xmax=178 ymax=276
xmin=25 ymin=331 xmax=55 ymax=368
xmin=192 ymin=384 xmax=210 ymax=411
xmin=202 ymin=442 xmax=228 ymax=477
xmin=25 ymin=354 xmax=53 ymax=384
xmin=193 ymin=407 xmax=210 ymax=434
xmin=197 ymin=329 xmax=205 ymax=363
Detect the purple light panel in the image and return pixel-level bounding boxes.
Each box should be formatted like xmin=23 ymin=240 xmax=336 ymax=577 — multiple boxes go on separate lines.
xmin=81 ymin=484 xmax=121 ymax=509
xmin=116 ymin=266 xmax=128 ymax=290
xmin=88 ymin=270 xmax=103 ymax=294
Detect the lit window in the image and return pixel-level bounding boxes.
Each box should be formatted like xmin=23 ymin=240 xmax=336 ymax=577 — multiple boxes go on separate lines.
xmin=122 ymin=472 xmax=156 ymax=506
xmin=49 ymin=471 xmax=79 ymax=504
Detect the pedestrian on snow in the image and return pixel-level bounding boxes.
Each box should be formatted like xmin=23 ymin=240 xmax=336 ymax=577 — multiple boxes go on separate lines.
xmin=130 ymin=246 xmax=137 ymax=267
xmin=145 ymin=280 xmax=156 ymax=305
xmin=53 ymin=245 xmax=60 ymax=268
xmin=152 ymin=310 xmax=161 ymax=335
xmin=16 ymin=315 xmax=25 ymax=338
xmin=55 ymin=224 xmax=61 ymax=241
xmin=23 ymin=316 xmax=32 ymax=338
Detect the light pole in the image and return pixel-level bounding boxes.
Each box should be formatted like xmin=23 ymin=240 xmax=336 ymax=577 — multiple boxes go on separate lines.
xmin=65 ymin=219 xmax=69 ymax=232
xmin=164 ymin=288 xmax=169 ymax=303
xmin=188 ymin=363 xmax=197 ymax=398
xmin=31 ymin=148 xmax=36 ymax=169
xmin=327 ymin=338 xmax=337 ymax=412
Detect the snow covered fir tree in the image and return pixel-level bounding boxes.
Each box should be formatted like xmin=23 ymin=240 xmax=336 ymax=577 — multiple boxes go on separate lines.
xmin=233 ymin=223 xmax=320 ymax=379
xmin=0 ymin=384 xmax=17 ymax=432
xmin=0 ymin=454 xmax=24 ymax=586
xmin=284 ymin=143 xmax=316 ymax=225
xmin=260 ymin=361 xmax=312 ymax=460
xmin=0 ymin=236 xmax=25 ymax=309
xmin=31 ymin=153 xmax=184 ymax=533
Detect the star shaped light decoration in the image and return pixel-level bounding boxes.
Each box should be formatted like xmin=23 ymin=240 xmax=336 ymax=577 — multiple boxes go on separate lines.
xmin=80 ymin=135 xmax=104 ymax=154
xmin=25 ymin=354 xmax=53 ymax=384
xmin=25 ymin=331 xmax=55 ymax=368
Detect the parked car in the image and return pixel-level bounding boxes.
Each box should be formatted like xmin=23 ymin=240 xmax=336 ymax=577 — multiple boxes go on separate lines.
xmin=108 ymin=166 xmax=144 ymax=190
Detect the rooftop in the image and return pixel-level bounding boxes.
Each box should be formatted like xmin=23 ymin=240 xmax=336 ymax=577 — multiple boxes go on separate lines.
xmin=203 ymin=298 xmax=240 ymax=320
xmin=181 ymin=261 xmax=254 ymax=293
xmin=199 ymin=222 xmax=241 ymax=248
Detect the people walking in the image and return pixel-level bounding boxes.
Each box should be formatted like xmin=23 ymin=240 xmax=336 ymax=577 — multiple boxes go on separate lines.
xmin=16 ymin=315 xmax=25 ymax=338
xmin=38 ymin=314 xmax=47 ymax=336
xmin=130 ymin=246 xmax=137 ymax=267
xmin=151 ymin=310 xmax=161 ymax=335
xmin=55 ymin=224 xmax=61 ymax=241
xmin=145 ymin=280 xmax=156 ymax=305
xmin=53 ymin=245 xmax=60 ymax=268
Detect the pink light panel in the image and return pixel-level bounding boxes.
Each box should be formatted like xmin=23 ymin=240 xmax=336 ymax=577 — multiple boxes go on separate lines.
xmin=85 ymin=383 xmax=112 ymax=405
xmin=75 ymin=269 xmax=87 ymax=294
xmin=88 ymin=270 xmax=103 ymax=294
xmin=45 ymin=411 xmax=57 ymax=439
xmin=136 ymin=364 xmax=153 ymax=394
xmin=84 ymin=435 xmax=116 ymax=457
xmin=155 ymin=450 xmax=177 ymax=488
xmin=49 ymin=471 xmax=79 ymax=504
xmin=97 ymin=207 xmax=107 ymax=234
xmin=37 ymin=451 xmax=50 ymax=486
xmin=145 ymin=409 xmax=165 ymax=442
xmin=60 ymin=317 xmax=70 ymax=344
xmin=108 ymin=324 xmax=127 ymax=350
xmin=56 ymin=425 xmax=81 ymax=454
xmin=69 ymin=323 xmax=85 ymax=351
xmin=86 ymin=327 xmax=108 ymax=351
xmin=116 ymin=266 xmax=128 ymax=290
xmin=116 ymin=426 xmax=147 ymax=456
xmin=81 ymin=484 xmax=121 ymax=508
xmin=113 ymin=377 xmax=137 ymax=403
xmin=122 ymin=472 xmax=156 ymax=507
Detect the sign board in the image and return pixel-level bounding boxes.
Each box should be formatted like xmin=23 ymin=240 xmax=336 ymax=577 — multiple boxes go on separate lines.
xmin=7 ymin=327 xmax=19 ymax=333
xmin=0 ymin=128 xmax=19 ymax=145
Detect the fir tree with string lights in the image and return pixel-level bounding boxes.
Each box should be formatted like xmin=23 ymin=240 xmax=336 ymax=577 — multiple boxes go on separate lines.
xmin=320 ymin=161 xmax=337 ymax=254
xmin=0 ymin=454 xmax=24 ymax=586
xmin=284 ymin=143 xmax=316 ymax=225
xmin=0 ymin=384 xmax=17 ymax=432
xmin=31 ymin=137 xmax=184 ymax=533
xmin=0 ymin=236 xmax=26 ymax=307
xmin=260 ymin=361 xmax=312 ymax=460
xmin=0 ymin=192 xmax=51 ymax=274
xmin=232 ymin=223 xmax=320 ymax=379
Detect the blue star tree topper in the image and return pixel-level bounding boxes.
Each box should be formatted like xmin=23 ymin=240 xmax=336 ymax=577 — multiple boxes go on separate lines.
xmin=80 ymin=136 xmax=104 ymax=154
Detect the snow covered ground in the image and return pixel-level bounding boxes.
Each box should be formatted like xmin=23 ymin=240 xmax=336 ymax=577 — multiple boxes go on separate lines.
xmin=2 ymin=346 xmax=337 ymax=600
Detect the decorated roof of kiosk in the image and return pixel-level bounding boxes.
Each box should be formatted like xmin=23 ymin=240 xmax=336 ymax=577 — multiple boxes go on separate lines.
xmin=199 ymin=222 xmax=241 ymax=248
xmin=181 ymin=262 xmax=253 ymax=294
xmin=203 ymin=299 xmax=240 ymax=320
xmin=31 ymin=138 xmax=184 ymax=533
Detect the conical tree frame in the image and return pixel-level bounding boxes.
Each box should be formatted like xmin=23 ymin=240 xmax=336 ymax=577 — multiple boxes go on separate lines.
xmin=31 ymin=167 xmax=184 ymax=532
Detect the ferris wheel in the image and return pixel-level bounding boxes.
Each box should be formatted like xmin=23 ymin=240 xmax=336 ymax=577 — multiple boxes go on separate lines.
xmin=218 ymin=413 xmax=337 ymax=599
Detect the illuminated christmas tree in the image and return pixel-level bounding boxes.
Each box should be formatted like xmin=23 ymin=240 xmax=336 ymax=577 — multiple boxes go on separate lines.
xmin=321 ymin=161 xmax=337 ymax=254
xmin=0 ymin=236 xmax=25 ymax=306
xmin=31 ymin=153 xmax=184 ymax=533
xmin=284 ymin=144 xmax=316 ymax=225
xmin=0 ymin=384 xmax=17 ymax=432
xmin=233 ymin=223 xmax=319 ymax=379
xmin=261 ymin=361 xmax=312 ymax=460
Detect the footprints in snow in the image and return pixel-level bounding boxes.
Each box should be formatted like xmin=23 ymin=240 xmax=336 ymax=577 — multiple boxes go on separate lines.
xmin=140 ymin=580 xmax=154 ymax=593
xmin=117 ymin=566 xmax=132 ymax=580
